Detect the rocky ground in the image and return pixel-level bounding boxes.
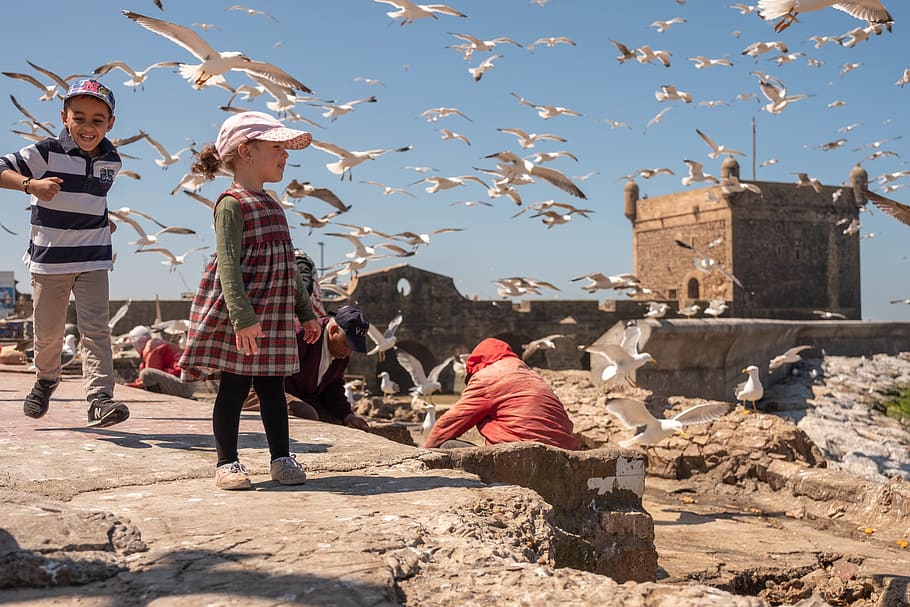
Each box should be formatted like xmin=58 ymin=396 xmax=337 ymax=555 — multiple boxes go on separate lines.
xmin=2 ymin=353 xmax=909 ymax=606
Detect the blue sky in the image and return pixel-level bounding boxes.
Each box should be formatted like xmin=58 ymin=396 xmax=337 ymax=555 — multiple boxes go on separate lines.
xmin=1 ymin=1 xmax=909 ymax=320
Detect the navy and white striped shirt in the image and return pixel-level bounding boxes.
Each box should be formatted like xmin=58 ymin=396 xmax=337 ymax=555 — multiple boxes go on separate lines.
xmin=0 ymin=129 xmax=121 ymax=274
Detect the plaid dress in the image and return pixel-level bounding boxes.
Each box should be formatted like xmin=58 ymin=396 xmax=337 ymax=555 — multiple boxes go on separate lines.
xmin=180 ymin=187 xmax=300 ymax=380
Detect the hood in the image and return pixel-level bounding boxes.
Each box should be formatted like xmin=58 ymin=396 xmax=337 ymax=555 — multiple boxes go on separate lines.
xmin=465 ymin=338 xmax=518 ymax=376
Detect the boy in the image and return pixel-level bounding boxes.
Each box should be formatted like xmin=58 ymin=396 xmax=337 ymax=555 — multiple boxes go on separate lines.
xmin=0 ymin=78 xmax=130 ymax=427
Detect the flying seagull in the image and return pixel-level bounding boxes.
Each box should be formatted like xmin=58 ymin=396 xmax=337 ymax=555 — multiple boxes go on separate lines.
xmin=374 ymin=0 xmax=467 ymax=25
xmin=756 ymin=0 xmax=893 ymax=33
xmin=606 ymin=398 xmax=729 ymax=448
xmin=769 ymin=345 xmax=814 ymax=372
xmin=122 ymin=10 xmax=313 ymax=92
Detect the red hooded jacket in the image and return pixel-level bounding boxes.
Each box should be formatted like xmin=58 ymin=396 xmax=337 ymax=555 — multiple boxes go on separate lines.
xmin=424 ymin=338 xmax=579 ymax=450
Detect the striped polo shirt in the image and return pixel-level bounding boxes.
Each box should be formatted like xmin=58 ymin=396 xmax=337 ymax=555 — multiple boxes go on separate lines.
xmin=0 ymin=129 xmax=121 ymax=274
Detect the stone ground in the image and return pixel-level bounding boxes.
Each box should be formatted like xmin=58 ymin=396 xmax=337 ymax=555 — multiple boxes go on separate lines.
xmin=1 ymin=353 xmax=909 ymax=606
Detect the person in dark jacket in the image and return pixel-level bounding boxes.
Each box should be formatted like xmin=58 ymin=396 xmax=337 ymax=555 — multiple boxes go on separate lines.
xmin=283 ymin=306 xmax=371 ymax=430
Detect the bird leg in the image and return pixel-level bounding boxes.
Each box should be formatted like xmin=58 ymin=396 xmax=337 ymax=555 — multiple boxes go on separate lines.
xmin=773 ymin=9 xmax=798 ymax=33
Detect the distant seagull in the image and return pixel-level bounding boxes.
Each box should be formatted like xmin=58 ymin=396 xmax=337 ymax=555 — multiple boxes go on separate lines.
xmin=122 ymin=10 xmax=312 ymax=92
xmin=366 ymin=311 xmax=403 ymax=358
xmin=360 ymin=179 xmax=416 ymax=198
xmin=759 ymin=76 xmax=809 ymax=114
xmin=818 ymin=138 xmax=848 ymax=151
xmin=769 ymin=344 xmax=813 ymax=371
xmin=645 ymin=107 xmax=673 ymax=133
xmin=681 ymin=159 xmax=719 ymax=186
xmin=703 ymin=299 xmax=728 ymax=317
xmin=521 ymin=334 xmax=565 ymax=361
xmin=396 ymin=349 xmax=453 ymax=398
xmin=840 ymin=62 xmax=863 ymax=77
xmin=496 ymin=127 xmax=566 ymax=149
xmin=650 ymin=17 xmax=687 ymax=32
xmin=374 ymin=0 xmax=467 ymax=25
xmin=136 ymin=246 xmax=209 ymax=271
xmin=92 ymin=60 xmax=181 ymax=91
xmin=511 ymin=92 xmax=581 ymax=119
xmin=378 ymin=371 xmax=399 ymax=399
xmin=284 ymin=179 xmax=351 ymax=213
xmin=696 ymin=129 xmax=745 ymax=159
xmin=527 ymin=150 xmax=578 ymax=164
xmin=226 ymin=5 xmax=279 ymax=21
xmin=438 ymin=128 xmax=471 ymax=146
xmin=608 ymin=39 xmax=637 ymax=63
xmin=699 ymin=99 xmax=731 ymax=109
xmin=675 ymin=239 xmax=745 ymax=289
xmin=109 ymin=210 xmax=196 ymax=247
xmin=192 ymin=23 xmax=220 ymax=31
xmin=896 ymin=68 xmax=910 ymax=87
xmin=689 ymin=56 xmax=733 ymax=69
xmin=527 ymin=36 xmax=576 ymax=53
xmin=635 ymin=45 xmax=672 ymax=67
xmin=309 ymin=140 xmax=412 ymax=180
xmin=411 ymin=175 xmax=487 ymax=194
xmin=601 ymin=118 xmax=631 ymax=129
xmin=586 ymin=322 xmax=655 ymax=388
xmin=448 ymin=32 xmax=521 ymax=59
xmin=606 ymin=398 xmax=729 ymax=448
xmin=734 ymin=365 xmax=763 ymax=412
xmin=143 ymin=133 xmax=195 ymax=169
xmin=644 ymin=302 xmax=670 ymax=319
xmin=389 ymin=228 xmax=463 ymax=247
xmin=721 ymin=175 xmax=763 ymax=197
xmin=8 ymin=94 xmax=56 ymax=137
xmin=812 ymin=309 xmax=847 ymax=320
xmin=655 ymin=84 xmax=692 ymax=103
xmin=468 ymin=54 xmax=503 ymax=81
xmin=760 ymin=158 xmax=779 ymax=167
xmin=574 ymin=171 xmax=600 ymax=181
xmin=353 ymin=76 xmax=386 ymax=87
xmin=890 ymin=298 xmax=910 ymax=305
xmin=403 ymin=165 xmax=440 ymax=174
xmin=756 ymin=0 xmax=893 ymax=33
xmin=864 ymin=189 xmax=910 ymax=227
xmin=313 ymin=96 xmax=377 ymax=122
xmin=571 ymin=272 xmax=639 ymax=293
xmin=794 ymin=172 xmax=824 ymax=194
xmin=631 ymin=167 xmax=674 ymax=180
xmin=729 ymin=3 xmax=758 ymax=14
xmin=772 ymin=51 xmax=806 ymax=66
xmin=421 ymin=106 xmax=472 ymax=122
xmin=678 ymin=304 xmax=701 ymax=318
xmin=742 ymin=40 xmax=788 ymax=58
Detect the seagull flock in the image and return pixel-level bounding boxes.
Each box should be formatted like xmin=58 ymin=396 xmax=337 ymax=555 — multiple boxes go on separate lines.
xmin=0 ymin=1 xmax=907 ymax=320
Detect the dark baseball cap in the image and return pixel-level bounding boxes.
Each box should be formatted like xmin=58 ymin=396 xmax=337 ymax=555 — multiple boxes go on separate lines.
xmin=334 ymin=306 xmax=370 ymax=353
xmin=65 ymin=78 xmax=115 ymax=113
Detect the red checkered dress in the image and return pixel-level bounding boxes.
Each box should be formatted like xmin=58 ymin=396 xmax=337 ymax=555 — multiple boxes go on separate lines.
xmin=180 ymin=187 xmax=300 ymax=380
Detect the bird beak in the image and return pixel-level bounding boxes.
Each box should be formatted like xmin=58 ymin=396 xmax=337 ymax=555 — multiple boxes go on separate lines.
xmin=677 ymin=429 xmax=687 ymax=438
xmin=649 ymin=359 xmax=657 ymax=365
xmin=741 ymin=367 xmax=748 ymax=373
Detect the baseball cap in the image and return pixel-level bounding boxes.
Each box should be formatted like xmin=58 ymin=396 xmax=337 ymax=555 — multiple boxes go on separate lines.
xmin=65 ymin=79 xmax=115 ymax=113
xmin=129 ymin=325 xmax=152 ymax=343
xmin=334 ymin=306 xmax=370 ymax=353
xmin=215 ymin=110 xmax=312 ymax=159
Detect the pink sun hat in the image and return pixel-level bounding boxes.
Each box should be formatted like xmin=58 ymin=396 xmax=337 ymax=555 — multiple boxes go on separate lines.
xmin=215 ymin=111 xmax=312 ymax=159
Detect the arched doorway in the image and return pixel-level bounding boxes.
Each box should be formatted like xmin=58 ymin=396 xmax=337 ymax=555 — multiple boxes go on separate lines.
xmin=687 ymin=277 xmax=700 ymax=300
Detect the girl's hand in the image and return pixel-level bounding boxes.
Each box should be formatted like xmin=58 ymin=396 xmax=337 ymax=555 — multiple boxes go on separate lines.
xmin=236 ymin=322 xmax=263 ymax=356
xmin=300 ymin=319 xmax=321 ymax=344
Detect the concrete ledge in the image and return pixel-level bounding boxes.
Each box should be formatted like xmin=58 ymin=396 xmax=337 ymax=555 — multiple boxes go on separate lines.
xmin=590 ymin=319 xmax=910 ymax=401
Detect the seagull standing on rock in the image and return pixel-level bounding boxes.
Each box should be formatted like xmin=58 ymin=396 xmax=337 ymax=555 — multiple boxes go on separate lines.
xmin=734 ymin=365 xmax=764 ymax=413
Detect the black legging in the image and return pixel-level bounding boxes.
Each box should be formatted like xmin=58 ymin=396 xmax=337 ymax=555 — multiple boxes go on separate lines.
xmin=213 ymin=372 xmax=289 ymax=467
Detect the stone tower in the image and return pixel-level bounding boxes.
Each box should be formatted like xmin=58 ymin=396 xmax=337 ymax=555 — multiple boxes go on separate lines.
xmin=627 ymin=160 xmax=863 ymax=319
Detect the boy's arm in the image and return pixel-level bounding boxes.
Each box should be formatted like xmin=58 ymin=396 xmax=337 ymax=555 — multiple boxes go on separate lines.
xmin=0 ymin=145 xmax=62 ymax=201
xmin=214 ymin=197 xmax=258 ymax=331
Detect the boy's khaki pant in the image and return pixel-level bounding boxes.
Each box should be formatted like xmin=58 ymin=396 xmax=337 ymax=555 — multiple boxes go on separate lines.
xmin=31 ymin=271 xmax=114 ymax=401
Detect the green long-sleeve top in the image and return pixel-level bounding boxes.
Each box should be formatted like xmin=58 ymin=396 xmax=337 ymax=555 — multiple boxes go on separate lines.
xmin=214 ymin=195 xmax=317 ymax=331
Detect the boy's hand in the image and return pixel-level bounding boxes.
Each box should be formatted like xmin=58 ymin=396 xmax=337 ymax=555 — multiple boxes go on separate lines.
xmin=31 ymin=177 xmax=63 ymax=202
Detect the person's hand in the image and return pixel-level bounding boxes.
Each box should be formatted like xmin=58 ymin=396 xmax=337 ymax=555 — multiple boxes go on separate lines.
xmin=235 ymin=322 xmax=262 ymax=356
xmin=300 ymin=318 xmax=321 ymax=344
xmin=343 ymin=413 xmax=370 ymax=431
xmin=31 ymin=177 xmax=63 ymax=202
xmin=109 ymin=220 xmax=117 ymax=234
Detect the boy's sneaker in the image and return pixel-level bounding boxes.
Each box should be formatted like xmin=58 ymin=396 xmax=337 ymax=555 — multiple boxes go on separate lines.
xmin=23 ymin=378 xmax=59 ymax=419
xmin=270 ymin=454 xmax=307 ymax=485
xmin=86 ymin=396 xmax=130 ymax=428
xmin=215 ymin=461 xmax=251 ymax=490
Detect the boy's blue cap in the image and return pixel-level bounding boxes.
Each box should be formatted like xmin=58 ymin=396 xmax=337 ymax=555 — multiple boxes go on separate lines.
xmin=334 ymin=306 xmax=370 ymax=353
xmin=65 ymin=79 xmax=115 ymax=113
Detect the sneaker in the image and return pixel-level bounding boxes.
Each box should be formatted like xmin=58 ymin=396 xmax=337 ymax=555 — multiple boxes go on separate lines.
xmin=23 ymin=378 xmax=59 ymax=419
xmin=270 ymin=454 xmax=307 ymax=485
xmin=86 ymin=395 xmax=130 ymax=428
xmin=215 ymin=461 xmax=251 ymax=490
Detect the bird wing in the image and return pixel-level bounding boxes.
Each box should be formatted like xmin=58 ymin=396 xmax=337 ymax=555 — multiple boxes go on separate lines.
xmin=366 ymin=323 xmax=385 ymax=348
xmin=784 ymin=344 xmax=813 ymax=357
xmin=238 ymin=59 xmax=312 ymax=94
xmin=619 ymin=324 xmax=642 ymax=356
xmin=309 ymin=140 xmax=349 ymax=158
xmin=865 ymin=189 xmax=910 ymax=227
xmin=182 ymin=190 xmax=215 ymax=209
xmin=108 ymin=211 xmax=148 ymax=239
xmin=396 ymin=349 xmax=428 ymax=384
xmin=424 ymin=4 xmax=468 ymax=17
xmin=92 ymin=61 xmax=136 ymax=78
xmin=107 ymin=299 xmax=132 ymax=330
xmin=122 ymin=10 xmax=220 ymax=61
xmin=527 ymin=163 xmax=587 ymax=199
xmin=606 ymin=398 xmax=657 ymax=429
xmin=428 ymin=356 xmax=455 ymax=382
xmin=673 ymin=402 xmax=730 ymax=426
xmin=695 ymin=128 xmax=721 ymax=154
xmin=136 ymin=247 xmax=178 ymax=263
xmin=385 ymin=312 xmax=403 ymax=338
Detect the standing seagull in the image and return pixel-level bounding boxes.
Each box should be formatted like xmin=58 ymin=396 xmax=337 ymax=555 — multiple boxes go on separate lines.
xmin=756 ymin=0 xmax=893 ymax=33
xmin=734 ymin=365 xmax=764 ymax=413
xmin=374 ymin=0 xmax=467 ymax=25
xmin=122 ymin=10 xmax=313 ymax=92
xmin=606 ymin=399 xmax=729 ymax=448
xmin=378 ymin=371 xmax=399 ymax=399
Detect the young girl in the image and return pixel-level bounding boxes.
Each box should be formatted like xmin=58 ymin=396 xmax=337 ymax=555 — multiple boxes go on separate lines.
xmin=180 ymin=111 xmax=321 ymax=490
